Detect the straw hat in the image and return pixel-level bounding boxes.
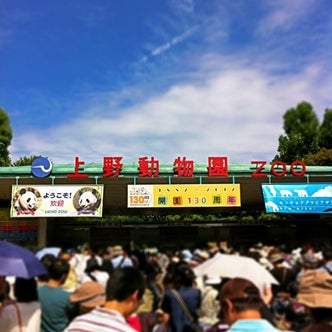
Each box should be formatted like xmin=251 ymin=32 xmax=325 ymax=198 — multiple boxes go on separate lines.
xmin=198 ymin=251 xmax=210 ymax=260
xmin=269 ymin=252 xmax=284 ymax=264
xmin=297 ymin=270 xmax=332 ymax=308
xmin=112 ymin=245 xmax=124 ymax=256
xmin=70 ymin=281 xmax=105 ymax=308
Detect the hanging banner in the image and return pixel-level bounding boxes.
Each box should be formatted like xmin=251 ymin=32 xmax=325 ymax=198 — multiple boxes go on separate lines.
xmin=11 ymin=185 xmax=104 ymax=218
xmin=128 ymin=184 xmax=241 ymax=208
xmin=262 ymin=183 xmax=332 ymax=214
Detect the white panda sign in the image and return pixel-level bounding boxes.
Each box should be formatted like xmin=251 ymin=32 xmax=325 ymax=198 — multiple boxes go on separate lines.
xmin=72 ymin=187 xmax=102 ymax=215
xmin=12 ymin=187 xmax=42 ymax=216
xmin=11 ymin=185 xmax=104 ymax=217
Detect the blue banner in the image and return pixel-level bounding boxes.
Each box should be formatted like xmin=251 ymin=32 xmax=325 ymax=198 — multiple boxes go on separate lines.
xmin=262 ymin=184 xmax=332 ymax=214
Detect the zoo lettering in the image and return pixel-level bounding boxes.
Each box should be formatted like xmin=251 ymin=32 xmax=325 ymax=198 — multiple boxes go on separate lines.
xmin=66 ymin=157 xmax=306 ymax=178
xmin=251 ymin=161 xmax=306 ymax=177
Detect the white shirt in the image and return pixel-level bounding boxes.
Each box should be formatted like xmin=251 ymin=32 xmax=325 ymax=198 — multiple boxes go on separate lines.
xmin=81 ymin=270 xmax=110 ymax=288
xmin=64 ymin=307 xmax=137 ymax=332
xmin=0 ymin=301 xmax=41 ymax=332
xmin=111 ymin=255 xmax=133 ymax=268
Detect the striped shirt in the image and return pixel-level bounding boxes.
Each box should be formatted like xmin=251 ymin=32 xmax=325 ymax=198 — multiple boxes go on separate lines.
xmin=63 ymin=307 xmax=137 ymax=332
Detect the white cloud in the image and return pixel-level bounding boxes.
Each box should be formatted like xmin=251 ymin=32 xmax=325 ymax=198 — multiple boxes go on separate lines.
xmin=167 ymin=0 xmax=195 ymax=14
xmin=256 ymin=0 xmax=317 ymax=36
xmin=140 ymin=26 xmax=198 ymax=62
xmin=10 ymin=54 xmax=329 ymax=165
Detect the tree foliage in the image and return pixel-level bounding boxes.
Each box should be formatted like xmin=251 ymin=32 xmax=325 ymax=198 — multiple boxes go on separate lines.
xmin=11 ymin=155 xmax=42 ymax=166
xmin=304 ymin=148 xmax=332 ymax=166
xmin=318 ymin=108 xmax=332 ymax=149
xmin=0 ymin=108 xmax=13 ymax=167
xmin=274 ymin=102 xmax=320 ymax=163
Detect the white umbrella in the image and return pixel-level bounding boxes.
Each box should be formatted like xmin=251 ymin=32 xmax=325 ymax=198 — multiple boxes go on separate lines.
xmin=194 ymin=252 xmax=278 ymax=295
xmin=35 ymin=247 xmax=61 ymax=260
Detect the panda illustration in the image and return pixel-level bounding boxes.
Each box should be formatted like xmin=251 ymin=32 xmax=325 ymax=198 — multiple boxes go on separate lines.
xmin=73 ymin=187 xmax=101 ymax=215
xmin=13 ymin=187 xmax=41 ymax=215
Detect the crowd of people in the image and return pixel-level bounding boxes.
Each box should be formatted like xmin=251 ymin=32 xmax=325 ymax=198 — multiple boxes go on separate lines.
xmin=0 ymin=241 xmax=332 ymax=332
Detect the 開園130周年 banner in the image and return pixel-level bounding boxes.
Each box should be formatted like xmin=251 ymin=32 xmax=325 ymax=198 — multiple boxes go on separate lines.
xmin=128 ymin=184 xmax=241 ymax=208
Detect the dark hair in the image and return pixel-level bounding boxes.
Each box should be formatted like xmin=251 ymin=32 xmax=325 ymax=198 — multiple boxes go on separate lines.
xmin=85 ymin=257 xmax=102 ymax=273
xmin=227 ymin=287 xmax=263 ymax=313
xmin=174 ymin=262 xmax=196 ymax=288
xmin=14 ymin=278 xmax=38 ymax=302
xmin=48 ymin=258 xmax=70 ymax=281
xmin=322 ymin=246 xmax=332 ymax=262
xmin=38 ymin=254 xmax=57 ymax=282
xmin=310 ymin=308 xmax=332 ymax=324
xmin=105 ymin=266 xmax=145 ymax=302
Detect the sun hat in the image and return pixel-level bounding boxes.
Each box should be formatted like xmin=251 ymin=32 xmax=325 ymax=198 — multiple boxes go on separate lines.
xmin=269 ymin=252 xmax=284 ymax=264
xmin=296 ymin=270 xmax=332 ymax=308
xmin=147 ymin=247 xmax=158 ymax=255
xmin=70 ymin=281 xmax=105 ymax=308
xmin=181 ymin=249 xmax=193 ymax=262
xmin=198 ymin=251 xmax=210 ymax=260
xmin=205 ymin=276 xmax=222 ymax=285
xmin=112 ymin=245 xmax=124 ymax=256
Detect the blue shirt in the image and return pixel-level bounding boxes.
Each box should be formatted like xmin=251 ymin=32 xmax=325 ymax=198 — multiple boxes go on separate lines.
xmin=161 ymin=287 xmax=201 ymax=332
xmin=227 ymin=319 xmax=290 ymax=332
xmin=38 ymin=285 xmax=74 ymax=332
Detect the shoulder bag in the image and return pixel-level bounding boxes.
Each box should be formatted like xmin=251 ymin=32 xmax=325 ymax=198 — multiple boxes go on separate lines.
xmin=170 ymin=289 xmax=202 ymax=332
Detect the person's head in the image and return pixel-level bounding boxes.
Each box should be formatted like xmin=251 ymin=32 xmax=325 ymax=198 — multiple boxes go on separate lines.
xmin=48 ymin=257 xmax=70 ymax=284
xmin=322 ymin=245 xmax=332 ymax=263
xmin=297 ymin=270 xmax=332 ymax=324
xmin=173 ymin=261 xmax=196 ymax=288
xmin=204 ymin=276 xmax=222 ymax=289
xmin=219 ymin=278 xmax=263 ymax=325
xmin=14 ymin=277 xmax=38 ymax=302
xmin=85 ymin=257 xmax=102 ymax=274
xmin=105 ymin=266 xmax=145 ymax=317
xmin=38 ymin=253 xmax=57 ymax=282
xmin=147 ymin=248 xmax=159 ymax=261
xmin=112 ymin=245 xmax=124 ymax=258
xmin=300 ymin=248 xmax=319 ymax=269
xmin=269 ymin=252 xmax=284 ymax=266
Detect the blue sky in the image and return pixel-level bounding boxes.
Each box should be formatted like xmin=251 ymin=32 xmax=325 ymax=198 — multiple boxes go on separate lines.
xmin=1 ymin=0 xmax=331 ymax=165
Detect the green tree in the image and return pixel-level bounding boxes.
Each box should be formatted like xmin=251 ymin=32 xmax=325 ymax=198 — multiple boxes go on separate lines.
xmin=11 ymin=155 xmax=42 ymax=166
xmin=0 ymin=108 xmax=13 ymax=167
xmin=318 ymin=108 xmax=332 ymax=149
xmin=304 ymin=148 xmax=332 ymax=166
xmin=274 ymin=102 xmax=320 ymax=163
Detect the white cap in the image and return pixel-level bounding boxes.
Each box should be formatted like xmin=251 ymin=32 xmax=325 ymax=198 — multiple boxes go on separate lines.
xmin=205 ymin=276 xmax=222 ymax=285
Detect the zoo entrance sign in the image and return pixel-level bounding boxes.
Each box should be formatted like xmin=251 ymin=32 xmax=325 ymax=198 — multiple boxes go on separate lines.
xmin=12 ymin=157 xmax=306 ymax=218
xmin=32 ymin=156 xmax=307 ymax=178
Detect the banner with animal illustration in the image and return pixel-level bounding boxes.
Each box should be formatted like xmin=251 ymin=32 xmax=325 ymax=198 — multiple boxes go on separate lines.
xmin=127 ymin=184 xmax=241 ymax=208
xmin=10 ymin=185 xmax=104 ymax=218
xmin=262 ymin=183 xmax=332 ymax=214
